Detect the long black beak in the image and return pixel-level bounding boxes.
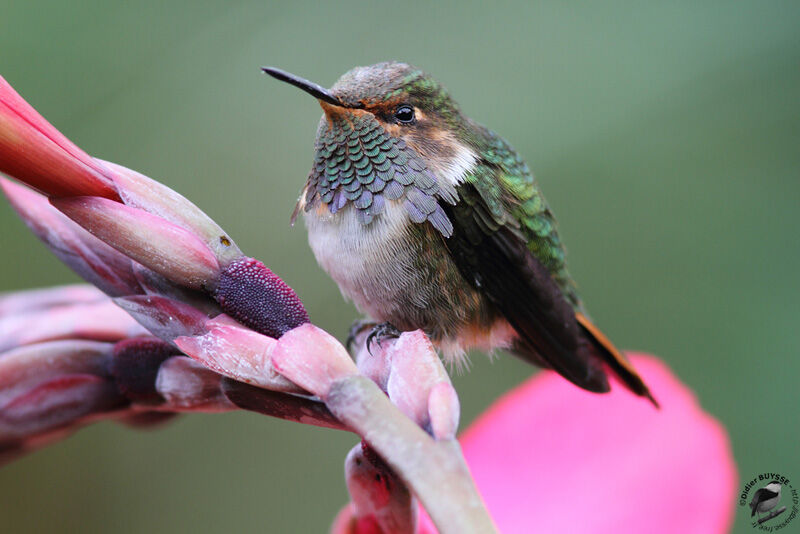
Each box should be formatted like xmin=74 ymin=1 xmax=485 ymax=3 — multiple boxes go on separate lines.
xmin=261 ymin=67 xmax=360 ymax=108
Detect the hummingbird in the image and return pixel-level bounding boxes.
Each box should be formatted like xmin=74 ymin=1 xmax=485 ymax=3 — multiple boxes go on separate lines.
xmin=262 ymin=62 xmax=656 ymax=404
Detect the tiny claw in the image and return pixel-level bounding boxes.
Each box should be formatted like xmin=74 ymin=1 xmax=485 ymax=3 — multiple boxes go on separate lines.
xmin=366 ymin=323 xmax=401 ymax=356
xmin=345 ymin=320 xmax=376 ymax=353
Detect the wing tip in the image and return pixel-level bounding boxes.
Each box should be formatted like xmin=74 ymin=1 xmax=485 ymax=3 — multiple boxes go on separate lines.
xmin=643 ymin=388 xmax=661 ymax=409
xmin=511 ymin=336 xmax=611 ymax=394
xmin=575 ymin=312 xmax=660 ymax=409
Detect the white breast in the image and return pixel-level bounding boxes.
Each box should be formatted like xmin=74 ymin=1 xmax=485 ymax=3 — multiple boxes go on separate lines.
xmin=304 ymin=201 xmax=430 ymax=320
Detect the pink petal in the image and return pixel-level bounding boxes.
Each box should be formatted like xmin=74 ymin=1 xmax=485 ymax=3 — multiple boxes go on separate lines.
xmin=0 ymin=76 xmax=119 ymax=200
xmin=385 ymin=331 xmax=459 ymax=438
xmin=429 ymin=354 xmax=737 ymax=534
xmin=270 ymin=323 xmax=358 ymax=399
xmin=175 ymin=325 xmax=301 ymax=393
xmin=155 ymin=356 xmax=234 ymax=411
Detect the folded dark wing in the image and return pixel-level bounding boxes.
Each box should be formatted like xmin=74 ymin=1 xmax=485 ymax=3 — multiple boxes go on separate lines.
xmin=441 ymin=187 xmax=610 ymax=392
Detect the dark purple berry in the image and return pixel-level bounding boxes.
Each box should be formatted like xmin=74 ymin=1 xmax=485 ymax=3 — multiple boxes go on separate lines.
xmin=214 ymin=258 xmax=309 ymax=338
xmin=111 ymin=337 xmax=176 ymax=404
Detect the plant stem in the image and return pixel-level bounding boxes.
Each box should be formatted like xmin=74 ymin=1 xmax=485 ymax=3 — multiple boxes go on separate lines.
xmin=328 ymin=376 xmax=497 ymax=534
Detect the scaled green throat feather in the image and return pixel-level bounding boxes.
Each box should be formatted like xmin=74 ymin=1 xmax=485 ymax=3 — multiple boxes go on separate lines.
xmin=263 ymin=62 xmax=656 ymax=405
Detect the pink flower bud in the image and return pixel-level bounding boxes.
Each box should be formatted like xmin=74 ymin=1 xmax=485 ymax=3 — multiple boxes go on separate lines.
xmin=0 ymin=340 xmax=124 ymax=442
xmin=0 ymin=284 xmax=104 ymax=315
xmin=100 ymin=159 xmax=243 ymax=267
xmin=0 ymin=340 xmax=114 ymax=405
xmin=1 ymin=178 xmax=141 ymax=296
xmin=0 ymin=300 xmax=145 ymax=353
xmin=0 ymin=76 xmax=119 ymax=200
xmin=52 ymin=196 xmax=220 ymax=290
xmin=352 ymin=330 xmax=392 ymax=390
xmin=0 ymin=374 xmax=123 ymax=441
xmin=385 ymin=331 xmax=458 ymax=437
xmin=427 ymin=383 xmax=460 ymax=442
xmin=342 ymin=444 xmax=417 ymax=534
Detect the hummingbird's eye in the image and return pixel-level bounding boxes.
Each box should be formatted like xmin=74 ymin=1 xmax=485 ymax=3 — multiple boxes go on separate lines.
xmin=393 ymin=105 xmax=415 ymax=124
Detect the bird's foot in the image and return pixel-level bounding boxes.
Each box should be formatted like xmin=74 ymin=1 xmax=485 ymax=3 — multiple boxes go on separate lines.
xmin=346 ymin=320 xmax=377 ymax=353
xmin=366 ymin=322 xmax=401 ymax=355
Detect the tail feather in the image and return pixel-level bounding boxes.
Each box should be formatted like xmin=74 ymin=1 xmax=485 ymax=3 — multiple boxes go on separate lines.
xmin=575 ymin=312 xmax=659 ymax=407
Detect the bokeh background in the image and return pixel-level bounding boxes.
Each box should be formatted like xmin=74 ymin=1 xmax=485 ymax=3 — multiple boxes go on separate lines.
xmin=1 ymin=1 xmax=798 ymax=532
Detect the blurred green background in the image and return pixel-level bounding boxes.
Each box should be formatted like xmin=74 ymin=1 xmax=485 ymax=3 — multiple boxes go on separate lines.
xmin=1 ymin=1 xmax=798 ymax=532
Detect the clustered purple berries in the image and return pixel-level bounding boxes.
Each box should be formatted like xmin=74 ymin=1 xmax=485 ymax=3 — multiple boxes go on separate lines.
xmin=214 ymin=258 xmax=310 ymax=339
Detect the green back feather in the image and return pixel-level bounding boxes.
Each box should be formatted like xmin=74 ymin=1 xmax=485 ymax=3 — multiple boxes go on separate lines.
xmin=461 ymin=123 xmax=582 ymax=309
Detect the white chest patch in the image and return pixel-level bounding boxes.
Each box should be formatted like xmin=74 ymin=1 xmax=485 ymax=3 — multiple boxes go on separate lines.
xmin=305 ymin=201 xmax=428 ymax=319
xmin=425 ymin=143 xmax=477 ymax=203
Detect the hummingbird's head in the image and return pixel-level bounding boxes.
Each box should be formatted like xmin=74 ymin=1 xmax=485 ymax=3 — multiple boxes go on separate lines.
xmin=263 ymin=63 xmax=478 ymax=213
xmin=263 ymin=62 xmax=462 ymax=131
xmin=326 ymin=62 xmax=460 ymax=119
